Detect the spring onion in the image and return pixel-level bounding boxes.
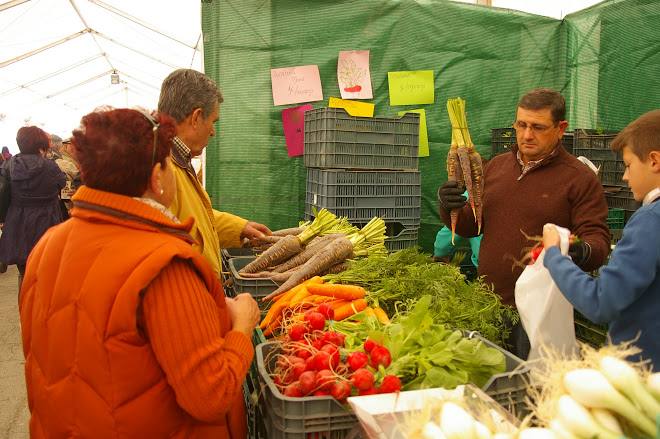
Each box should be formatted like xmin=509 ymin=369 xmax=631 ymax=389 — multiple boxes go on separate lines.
xmin=440 ymin=402 xmax=477 ymax=439
xmin=556 ymin=395 xmax=618 ymax=439
xmin=599 ymin=356 xmax=660 ymax=420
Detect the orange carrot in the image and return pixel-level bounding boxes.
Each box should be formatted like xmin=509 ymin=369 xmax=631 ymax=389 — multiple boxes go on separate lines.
xmin=262 ymin=316 xmax=281 ymax=337
xmin=288 ymin=287 xmax=310 ymax=306
xmin=373 ymin=306 xmax=390 ymax=325
xmin=259 ymin=288 xmax=298 ymax=329
xmin=328 ymin=300 xmax=350 ymax=310
xmin=334 ymin=299 xmax=368 ymax=321
xmin=265 ymin=276 xmax=324 ymax=303
xmin=306 ymin=283 xmax=366 ymax=301
xmin=363 ymin=307 xmax=376 ymax=318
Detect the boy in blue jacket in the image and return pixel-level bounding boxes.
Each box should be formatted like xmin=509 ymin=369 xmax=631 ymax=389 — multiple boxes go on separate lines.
xmin=543 ymin=109 xmax=660 ymax=370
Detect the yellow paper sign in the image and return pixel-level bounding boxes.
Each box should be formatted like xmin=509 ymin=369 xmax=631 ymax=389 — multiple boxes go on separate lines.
xmin=388 ymin=70 xmax=435 ymax=106
xmin=398 ymin=109 xmax=429 ymax=157
xmin=328 ymin=97 xmax=374 ymax=117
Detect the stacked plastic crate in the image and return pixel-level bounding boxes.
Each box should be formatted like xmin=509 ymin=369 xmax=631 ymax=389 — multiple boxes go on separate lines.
xmin=303 ymin=108 xmax=422 ymax=251
xmin=490 ymin=127 xmax=574 ymax=158
xmin=572 ymin=129 xmax=641 ymax=241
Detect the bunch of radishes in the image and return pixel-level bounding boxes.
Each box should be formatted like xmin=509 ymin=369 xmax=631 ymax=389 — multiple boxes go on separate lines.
xmin=268 ymin=310 xmax=402 ymax=402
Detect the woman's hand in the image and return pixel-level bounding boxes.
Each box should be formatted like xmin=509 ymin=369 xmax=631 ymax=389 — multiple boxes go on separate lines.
xmin=225 ymin=293 xmax=260 ymax=337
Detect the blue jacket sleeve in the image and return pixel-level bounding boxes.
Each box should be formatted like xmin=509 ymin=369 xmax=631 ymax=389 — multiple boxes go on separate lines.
xmin=543 ymin=211 xmax=660 ymax=324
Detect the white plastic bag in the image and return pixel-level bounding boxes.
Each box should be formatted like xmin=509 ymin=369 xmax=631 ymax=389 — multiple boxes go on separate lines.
xmin=514 ymin=224 xmax=577 ymax=361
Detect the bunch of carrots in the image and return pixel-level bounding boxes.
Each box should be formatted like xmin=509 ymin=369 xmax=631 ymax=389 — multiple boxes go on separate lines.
xmin=241 ymin=211 xmax=387 ymax=300
xmin=259 ymin=276 xmax=390 ymax=337
xmin=446 ymin=97 xmax=484 ymax=244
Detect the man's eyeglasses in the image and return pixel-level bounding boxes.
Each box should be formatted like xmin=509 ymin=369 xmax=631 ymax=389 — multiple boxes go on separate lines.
xmin=513 ymin=120 xmax=557 ymax=134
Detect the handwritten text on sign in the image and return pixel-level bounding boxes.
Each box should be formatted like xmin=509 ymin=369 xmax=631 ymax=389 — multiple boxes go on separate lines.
xmin=271 ymin=65 xmax=324 ymax=106
xmin=388 ymin=70 xmax=435 ymax=106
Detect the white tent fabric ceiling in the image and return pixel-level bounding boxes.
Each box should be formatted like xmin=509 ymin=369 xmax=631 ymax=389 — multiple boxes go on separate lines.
xmin=0 ymin=0 xmax=201 ymax=148
xmin=0 ymin=0 xmax=603 ymax=150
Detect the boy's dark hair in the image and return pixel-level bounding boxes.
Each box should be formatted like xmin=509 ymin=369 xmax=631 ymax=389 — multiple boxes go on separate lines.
xmin=611 ymin=109 xmax=660 ymax=161
xmin=518 ymin=88 xmax=566 ymax=123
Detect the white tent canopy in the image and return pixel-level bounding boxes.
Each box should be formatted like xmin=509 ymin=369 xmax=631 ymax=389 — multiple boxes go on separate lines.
xmin=1 ymin=0 xmax=602 ymax=153
xmin=0 ymin=0 xmax=201 ymax=151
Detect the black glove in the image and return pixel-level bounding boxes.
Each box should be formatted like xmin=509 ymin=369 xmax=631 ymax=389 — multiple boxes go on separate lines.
xmin=437 ymin=180 xmax=467 ymax=211
xmin=568 ymin=240 xmax=591 ymax=267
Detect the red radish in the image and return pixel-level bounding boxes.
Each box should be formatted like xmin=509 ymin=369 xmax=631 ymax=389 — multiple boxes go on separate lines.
xmin=311 ymin=338 xmax=324 ymax=351
xmin=317 ymin=303 xmax=335 ymax=320
xmin=288 ymin=323 xmax=308 ymax=341
xmin=347 ymin=351 xmax=369 ymax=371
xmin=295 ymin=347 xmax=312 ymax=360
xmin=330 ymin=381 xmax=352 ymax=402
xmin=313 ymin=389 xmax=331 ymax=397
xmin=305 ymin=356 xmax=316 ymax=371
xmin=350 ymin=368 xmax=375 ymax=391
xmin=378 ymin=375 xmax=402 ymax=394
xmin=298 ymin=371 xmax=316 ymax=395
xmin=370 ymin=346 xmax=392 ymax=368
xmin=291 ymin=362 xmax=306 ymax=380
xmin=364 ymin=339 xmax=378 ymax=353
xmin=320 ymin=344 xmax=338 ymax=355
xmin=530 ymin=244 xmax=543 ymax=263
xmin=358 ymin=388 xmax=378 ymax=396
xmin=304 ymin=311 xmax=326 ymax=331
xmin=315 ymin=370 xmax=335 ymax=391
xmin=322 ymin=331 xmax=345 ymax=347
xmin=283 ymin=383 xmax=303 ymax=397
xmin=313 ymin=351 xmax=332 ymax=371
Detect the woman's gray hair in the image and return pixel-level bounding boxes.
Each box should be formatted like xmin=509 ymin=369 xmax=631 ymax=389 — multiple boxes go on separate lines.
xmin=158 ymin=69 xmax=223 ymax=123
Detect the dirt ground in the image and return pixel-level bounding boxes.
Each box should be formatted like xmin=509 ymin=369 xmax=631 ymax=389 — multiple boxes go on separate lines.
xmin=0 ymin=265 xmax=29 ymax=438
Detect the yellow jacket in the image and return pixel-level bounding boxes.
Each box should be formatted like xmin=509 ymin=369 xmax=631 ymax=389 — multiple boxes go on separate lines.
xmin=169 ymin=141 xmax=247 ymax=275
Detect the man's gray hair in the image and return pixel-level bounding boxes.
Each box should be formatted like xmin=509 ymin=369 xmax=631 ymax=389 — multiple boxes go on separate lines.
xmin=158 ymin=69 xmax=223 ymax=123
xmin=50 ymin=134 xmax=63 ymax=148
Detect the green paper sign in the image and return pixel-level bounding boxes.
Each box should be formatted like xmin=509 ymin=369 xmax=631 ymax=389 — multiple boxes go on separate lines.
xmin=398 ymin=108 xmax=429 ymax=157
xmin=388 ymin=70 xmax=435 ymax=105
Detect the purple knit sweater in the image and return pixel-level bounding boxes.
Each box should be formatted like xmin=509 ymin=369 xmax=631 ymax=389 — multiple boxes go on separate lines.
xmin=441 ymin=146 xmax=610 ymax=305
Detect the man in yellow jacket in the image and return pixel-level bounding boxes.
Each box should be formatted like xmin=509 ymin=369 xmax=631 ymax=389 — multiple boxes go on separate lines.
xmin=158 ymin=69 xmax=271 ymax=276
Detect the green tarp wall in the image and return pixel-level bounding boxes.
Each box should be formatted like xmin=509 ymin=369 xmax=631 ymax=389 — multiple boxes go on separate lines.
xmin=201 ymin=0 xmax=659 ymax=251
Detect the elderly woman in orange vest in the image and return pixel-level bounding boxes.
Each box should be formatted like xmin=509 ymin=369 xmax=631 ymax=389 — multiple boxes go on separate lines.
xmin=19 ymin=108 xmax=260 ymax=438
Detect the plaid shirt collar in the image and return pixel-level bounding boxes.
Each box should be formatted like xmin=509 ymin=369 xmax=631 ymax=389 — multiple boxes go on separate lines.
xmin=515 ymin=144 xmax=559 ymax=180
xmin=171 ymin=136 xmax=195 ymax=173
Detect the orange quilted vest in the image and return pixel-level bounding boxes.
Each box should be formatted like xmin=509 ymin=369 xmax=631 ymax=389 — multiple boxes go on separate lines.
xmin=19 ymin=187 xmax=247 ymax=438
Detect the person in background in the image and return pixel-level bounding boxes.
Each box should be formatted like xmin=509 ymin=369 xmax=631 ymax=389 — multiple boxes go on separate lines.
xmin=47 ymin=134 xmax=63 ymax=160
xmin=158 ymin=68 xmax=272 ymax=276
xmin=19 ymin=108 xmax=260 ymax=437
xmin=54 ymin=137 xmax=81 ymax=215
xmin=437 ymin=88 xmax=611 ymax=359
xmin=542 ymin=109 xmax=660 ymax=370
xmin=0 ymin=126 xmax=65 ymax=288
xmin=2 ymin=146 xmax=12 ymax=161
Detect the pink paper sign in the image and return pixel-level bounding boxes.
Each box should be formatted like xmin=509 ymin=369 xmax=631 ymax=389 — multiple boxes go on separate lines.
xmin=282 ymin=104 xmax=313 ymax=157
xmin=338 ymin=50 xmax=373 ymax=100
xmin=271 ymin=65 xmax=323 ymax=106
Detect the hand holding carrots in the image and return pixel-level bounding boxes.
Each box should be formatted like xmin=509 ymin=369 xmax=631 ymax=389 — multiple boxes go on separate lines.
xmin=225 ymin=293 xmax=260 ymax=337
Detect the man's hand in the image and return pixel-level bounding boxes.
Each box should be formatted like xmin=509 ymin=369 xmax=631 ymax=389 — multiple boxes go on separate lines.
xmin=437 ymin=181 xmax=467 ymax=211
xmin=225 ymin=293 xmax=260 ymax=337
xmin=240 ymin=221 xmax=272 ymax=241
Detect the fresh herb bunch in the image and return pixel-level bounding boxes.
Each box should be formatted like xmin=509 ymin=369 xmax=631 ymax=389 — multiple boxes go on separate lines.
xmin=325 ymin=247 xmax=518 ymax=345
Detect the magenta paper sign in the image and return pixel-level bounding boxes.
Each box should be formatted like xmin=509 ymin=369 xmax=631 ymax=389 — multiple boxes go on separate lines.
xmin=337 ymin=50 xmax=373 ymax=100
xmin=271 ymin=65 xmax=323 ymax=106
xmin=282 ymin=104 xmax=313 ymax=157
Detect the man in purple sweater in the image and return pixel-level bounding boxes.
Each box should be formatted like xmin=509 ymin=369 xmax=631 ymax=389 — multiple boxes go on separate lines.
xmin=438 ymin=88 xmax=610 ymax=358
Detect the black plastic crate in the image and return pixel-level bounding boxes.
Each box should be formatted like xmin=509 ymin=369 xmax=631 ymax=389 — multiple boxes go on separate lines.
xmin=304 ymin=108 xmax=419 ymax=170
xmin=606 ymin=208 xmax=625 ymax=230
xmin=306 ymin=168 xmax=421 ymax=211
xmin=385 ymin=228 xmax=418 ymax=251
xmin=605 ymin=187 xmax=641 ymax=225
xmin=574 ymin=311 xmax=607 ymax=348
xmin=572 ymin=129 xmax=622 ymax=186
xmin=491 ymin=128 xmax=573 ymax=158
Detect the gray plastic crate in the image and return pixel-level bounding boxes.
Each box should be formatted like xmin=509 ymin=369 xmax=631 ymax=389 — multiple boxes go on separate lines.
xmin=304 ymin=204 xmax=421 ymax=227
xmin=244 ymin=328 xmax=268 ymax=439
xmin=463 ymin=332 xmax=531 ymax=420
xmin=229 ymin=257 xmax=279 ymax=306
xmin=385 ymin=228 xmax=418 ymax=251
xmin=256 ymin=342 xmax=359 ymax=438
xmin=304 ymin=108 xmax=419 ymax=170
